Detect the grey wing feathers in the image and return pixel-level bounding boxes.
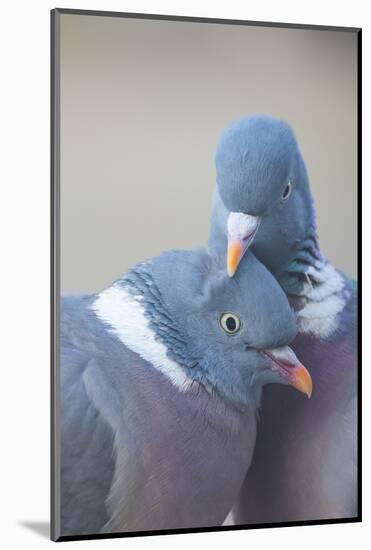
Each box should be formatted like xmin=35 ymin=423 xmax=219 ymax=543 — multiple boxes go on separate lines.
xmin=60 ymin=296 xmax=117 ymax=536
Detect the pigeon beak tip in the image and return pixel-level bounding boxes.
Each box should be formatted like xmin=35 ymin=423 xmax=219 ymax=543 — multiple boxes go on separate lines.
xmin=227 ymin=240 xmax=244 ymax=277
xmin=262 ymin=346 xmax=313 ymax=399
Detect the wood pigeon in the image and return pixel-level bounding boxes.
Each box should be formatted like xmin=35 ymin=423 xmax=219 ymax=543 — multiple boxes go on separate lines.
xmin=60 ymin=248 xmax=311 ymax=535
xmin=209 ymin=115 xmax=358 ymax=523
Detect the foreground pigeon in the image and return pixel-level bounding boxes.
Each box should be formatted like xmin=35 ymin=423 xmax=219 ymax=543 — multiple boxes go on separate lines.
xmin=60 ymin=248 xmax=312 ymax=536
xmin=209 ymin=115 xmax=358 ymax=523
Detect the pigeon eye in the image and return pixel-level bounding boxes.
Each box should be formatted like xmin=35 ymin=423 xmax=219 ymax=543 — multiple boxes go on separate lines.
xmin=219 ymin=312 xmax=241 ymax=334
xmin=281 ymin=181 xmax=292 ymax=201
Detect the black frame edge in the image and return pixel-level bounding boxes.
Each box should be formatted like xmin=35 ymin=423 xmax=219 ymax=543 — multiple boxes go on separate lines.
xmin=356 ymin=28 xmax=362 ymax=523
xmin=50 ymin=7 xmax=55 ymax=542
xmin=53 ymin=7 xmax=361 ymax=33
xmin=56 ymin=517 xmax=360 ymax=543
xmin=51 ymin=7 xmax=61 ymax=543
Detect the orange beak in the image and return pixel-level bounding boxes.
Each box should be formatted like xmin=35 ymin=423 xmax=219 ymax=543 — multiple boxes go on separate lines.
xmin=262 ymin=346 xmax=312 ymax=398
xmin=227 ymin=240 xmax=244 ymax=277
xmin=226 ymin=213 xmax=261 ymax=277
xmin=291 ymin=363 xmax=313 ymax=398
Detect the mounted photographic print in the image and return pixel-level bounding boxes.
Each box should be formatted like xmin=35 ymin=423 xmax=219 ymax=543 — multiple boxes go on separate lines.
xmin=51 ymin=8 xmax=361 ymax=542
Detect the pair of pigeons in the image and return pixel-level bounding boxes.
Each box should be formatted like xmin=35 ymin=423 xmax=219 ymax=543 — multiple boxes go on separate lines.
xmin=60 ymin=116 xmax=357 ymax=536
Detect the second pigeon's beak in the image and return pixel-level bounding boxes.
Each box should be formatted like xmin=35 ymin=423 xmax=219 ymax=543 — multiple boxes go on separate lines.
xmin=262 ymin=346 xmax=312 ymax=398
xmin=227 ymin=212 xmax=261 ymax=277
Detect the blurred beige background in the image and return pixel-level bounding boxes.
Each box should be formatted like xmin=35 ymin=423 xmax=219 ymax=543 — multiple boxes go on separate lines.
xmin=59 ymin=14 xmax=358 ymax=293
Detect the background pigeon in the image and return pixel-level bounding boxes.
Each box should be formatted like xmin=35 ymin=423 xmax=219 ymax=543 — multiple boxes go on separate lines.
xmin=209 ymin=115 xmax=358 ymax=523
xmin=60 ymin=248 xmax=311 ymax=536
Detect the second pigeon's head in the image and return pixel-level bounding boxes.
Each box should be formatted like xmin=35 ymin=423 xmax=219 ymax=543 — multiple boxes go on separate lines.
xmin=121 ymin=249 xmax=312 ymax=409
xmin=213 ymin=115 xmax=316 ymax=277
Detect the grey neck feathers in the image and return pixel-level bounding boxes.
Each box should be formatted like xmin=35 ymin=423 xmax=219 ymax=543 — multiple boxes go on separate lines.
xmin=276 ymin=158 xmax=350 ymax=310
xmin=279 ymin=227 xmax=353 ymax=339
xmin=278 ymin=223 xmax=324 ymax=297
xmin=119 ymin=261 xmax=198 ymax=372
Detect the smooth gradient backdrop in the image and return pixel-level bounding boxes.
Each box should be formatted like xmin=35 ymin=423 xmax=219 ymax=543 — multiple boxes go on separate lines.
xmin=60 ymin=14 xmax=358 ymax=293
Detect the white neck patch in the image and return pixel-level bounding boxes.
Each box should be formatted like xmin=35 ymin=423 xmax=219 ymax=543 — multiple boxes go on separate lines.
xmin=91 ymin=285 xmax=193 ymax=392
xmin=297 ymin=260 xmax=347 ymax=339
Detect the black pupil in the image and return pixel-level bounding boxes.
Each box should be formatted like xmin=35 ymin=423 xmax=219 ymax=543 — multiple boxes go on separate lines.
xmin=226 ymin=316 xmax=237 ymax=332
xmin=283 ymin=184 xmax=290 ymax=198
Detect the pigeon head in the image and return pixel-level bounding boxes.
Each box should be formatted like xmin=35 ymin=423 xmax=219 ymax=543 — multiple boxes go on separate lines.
xmin=214 ymin=115 xmax=316 ymax=279
xmin=123 ymin=249 xmax=312 ymax=409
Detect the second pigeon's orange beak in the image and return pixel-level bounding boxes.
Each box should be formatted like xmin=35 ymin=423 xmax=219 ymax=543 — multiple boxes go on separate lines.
xmin=227 ymin=239 xmax=245 ymax=277
xmin=227 ymin=212 xmax=261 ymax=277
